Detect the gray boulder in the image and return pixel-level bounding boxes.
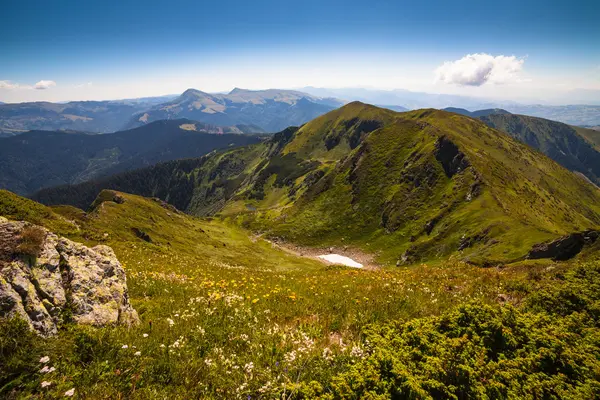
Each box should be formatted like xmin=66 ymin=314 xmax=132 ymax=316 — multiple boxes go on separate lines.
xmin=0 ymin=217 xmax=138 ymax=335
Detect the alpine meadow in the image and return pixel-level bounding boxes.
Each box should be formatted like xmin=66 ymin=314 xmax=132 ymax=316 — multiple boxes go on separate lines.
xmin=2 ymin=1 xmax=600 ymax=399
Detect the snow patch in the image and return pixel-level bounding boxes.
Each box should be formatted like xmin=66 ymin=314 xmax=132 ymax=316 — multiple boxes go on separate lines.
xmin=317 ymin=254 xmax=363 ymax=268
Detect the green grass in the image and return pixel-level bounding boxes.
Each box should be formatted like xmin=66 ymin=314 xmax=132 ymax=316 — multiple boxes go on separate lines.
xmin=480 ymin=113 xmax=600 ymax=185
xmin=2 ymin=190 xmax=600 ymax=398
xmin=0 ymin=189 xmax=79 ymax=235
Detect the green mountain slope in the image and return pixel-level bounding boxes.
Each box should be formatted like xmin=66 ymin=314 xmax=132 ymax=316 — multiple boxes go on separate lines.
xmin=33 ymin=103 xmax=600 ymax=264
xmin=479 ymin=113 xmax=600 ymax=185
xmin=573 ymin=125 xmax=600 ymax=150
xmin=0 ymin=119 xmax=263 ymax=196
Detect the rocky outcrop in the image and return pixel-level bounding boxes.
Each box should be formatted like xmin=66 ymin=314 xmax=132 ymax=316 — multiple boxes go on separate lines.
xmin=131 ymin=227 xmax=152 ymax=243
xmin=0 ymin=217 xmax=138 ymax=336
xmin=435 ymin=136 xmax=470 ymax=178
xmin=527 ymin=230 xmax=599 ymax=261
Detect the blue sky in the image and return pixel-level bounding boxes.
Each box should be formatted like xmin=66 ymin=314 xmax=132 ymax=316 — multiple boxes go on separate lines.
xmin=1 ymin=0 xmax=599 ymax=103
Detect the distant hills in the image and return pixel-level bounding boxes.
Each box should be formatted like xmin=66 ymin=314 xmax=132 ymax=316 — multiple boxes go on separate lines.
xmin=3 ymin=87 xmax=600 ymax=134
xmin=0 ymin=119 xmax=262 ymax=195
xmin=0 ymin=95 xmax=177 ymax=135
xmin=0 ymin=89 xmax=342 ymax=134
xmin=33 ymin=103 xmax=600 ymax=265
xmin=442 ymin=107 xmax=511 ymax=118
xmin=124 ymin=88 xmax=342 ymax=132
xmin=301 ymin=87 xmax=600 ymax=126
xmin=378 ymin=105 xmax=409 ymax=112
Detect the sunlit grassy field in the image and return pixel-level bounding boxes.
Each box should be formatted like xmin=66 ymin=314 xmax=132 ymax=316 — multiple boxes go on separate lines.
xmin=2 ymin=191 xmax=600 ymax=399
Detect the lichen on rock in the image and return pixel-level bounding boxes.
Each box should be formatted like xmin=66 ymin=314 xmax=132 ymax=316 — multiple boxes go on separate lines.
xmin=0 ymin=216 xmax=138 ymax=335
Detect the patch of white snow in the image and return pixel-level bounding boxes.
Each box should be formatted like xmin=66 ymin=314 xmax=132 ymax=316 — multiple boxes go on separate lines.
xmin=317 ymin=254 xmax=363 ymax=268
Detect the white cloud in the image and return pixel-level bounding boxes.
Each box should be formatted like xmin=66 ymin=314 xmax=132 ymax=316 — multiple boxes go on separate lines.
xmin=0 ymin=80 xmax=21 ymax=89
xmin=0 ymin=80 xmax=58 ymax=91
xmin=434 ymin=53 xmax=524 ymax=86
xmin=34 ymin=80 xmax=57 ymax=90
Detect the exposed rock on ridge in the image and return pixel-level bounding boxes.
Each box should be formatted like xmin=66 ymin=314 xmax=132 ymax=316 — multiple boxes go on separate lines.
xmin=0 ymin=217 xmax=138 ymax=336
xmin=527 ymin=230 xmax=599 ymax=261
xmin=434 ymin=136 xmax=470 ymax=177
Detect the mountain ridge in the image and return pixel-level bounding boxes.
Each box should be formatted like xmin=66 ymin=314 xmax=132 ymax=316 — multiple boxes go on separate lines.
xmin=443 ymin=108 xmax=600 ymax=185
xmin=33 ymin=103 xmax=600 ymax=265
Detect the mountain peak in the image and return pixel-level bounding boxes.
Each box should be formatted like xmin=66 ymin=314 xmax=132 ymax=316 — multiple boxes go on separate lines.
xmin=180 ymin=88 xmax=209 ymax=98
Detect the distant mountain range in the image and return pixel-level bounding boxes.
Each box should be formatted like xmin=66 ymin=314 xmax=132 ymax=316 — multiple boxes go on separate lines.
xmin=0 ymin=119 xmax=263 ymax=195
xmin=0 ymin=100 xmax=154 ymax=135
xmin=3 ymin=86 xmax=600 ymax=135
xmin=442 ymin=107 xmax=511 ymax=118
xmin=124 ymin=88 xmax=342 ymax=132
xmin=378 ymin=105 xmax=409 ymax=112
xmin=0 ymin=88 xmax=341 ymax=135
xmin=301 ymin=87 xmax=600 ymax=126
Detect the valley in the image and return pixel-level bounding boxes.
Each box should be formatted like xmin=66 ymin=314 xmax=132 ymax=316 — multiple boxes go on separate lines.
xmin=0 ymin=119 xmax=263 ymax=196
xmin=4 ymin=103 xmax=600 ymax=398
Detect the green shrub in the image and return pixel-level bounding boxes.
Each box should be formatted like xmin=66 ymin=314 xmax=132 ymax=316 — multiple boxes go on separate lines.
xmin=327 ymin=304 xmax=600 ymax=399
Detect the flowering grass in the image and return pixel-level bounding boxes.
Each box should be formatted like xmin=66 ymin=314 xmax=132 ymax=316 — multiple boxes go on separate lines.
xmin=0 ymin=192 xmax=597 ymax=399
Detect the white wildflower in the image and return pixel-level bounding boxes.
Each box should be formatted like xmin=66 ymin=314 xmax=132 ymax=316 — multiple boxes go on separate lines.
xmin=64 ymin=388 xmax=75 ymax=397
xmin=284 ymin=350 xmax=297 ymax=363
xmin=142 ymin=333 xmax=149 ymax=338
xmin=167 ymin=318 xmax=175 ymax=327
xmin=350 ymin=345 xmax=365 ymax=359
xmin=39 ymin=356 xmax=50 ymax=364
xmin=244 ymin=362 xmax=254 ymax=374
xmin=121 ymin=344 xmax=128 ymax=349
xmin=134 ymin=351 xmax=141 ymax=356
xmin=41 ymin=381 xmax=52 ymax=388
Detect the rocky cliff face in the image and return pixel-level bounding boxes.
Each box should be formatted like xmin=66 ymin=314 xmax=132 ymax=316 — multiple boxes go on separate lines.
xmin=0 ymin=217 xmax=138 ymax=336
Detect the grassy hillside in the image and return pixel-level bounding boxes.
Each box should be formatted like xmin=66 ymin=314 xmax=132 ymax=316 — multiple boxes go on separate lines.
xmin=3 ymin=191 xmax=600 ymax=398
xmin=239 ymin=108 xmax=600 ymax=264
xmin=573 ymin=125 xmax=600 ymax=150
xmin=32 ymin=104 xmax=600 ymax=265
xmin=0 ymin=189 xmax=79 ymax=235
xmin=480 ymin=113 xmax=600 ymax=185
xmin=0 ymin=119 xmax=262 ymax=195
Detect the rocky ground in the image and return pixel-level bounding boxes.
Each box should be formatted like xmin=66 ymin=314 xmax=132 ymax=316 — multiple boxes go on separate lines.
xmin=0 ymin=217 xmax=138 ymax=336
